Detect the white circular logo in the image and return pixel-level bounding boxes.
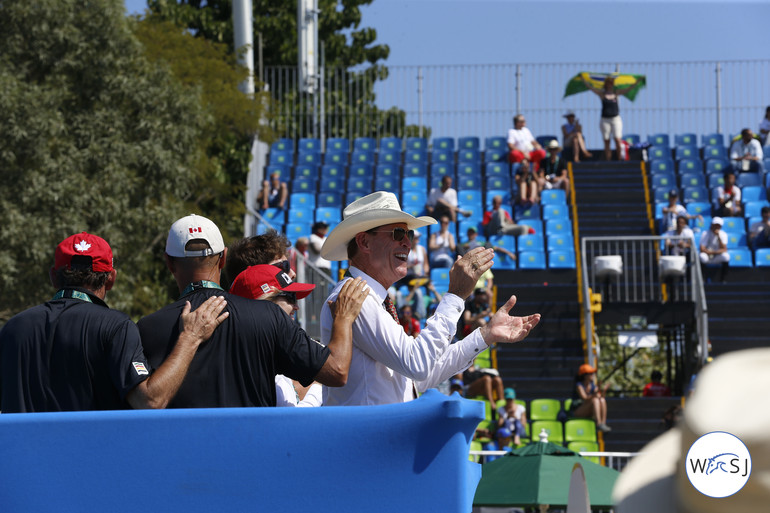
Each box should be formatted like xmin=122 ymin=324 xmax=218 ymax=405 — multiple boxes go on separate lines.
xmin=685 ymin=431 xmax=751 ymax=498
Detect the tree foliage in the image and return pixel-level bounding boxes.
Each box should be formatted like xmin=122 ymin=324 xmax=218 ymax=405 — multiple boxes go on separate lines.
xmin=0 ymin=0 xmax=267 ymax=321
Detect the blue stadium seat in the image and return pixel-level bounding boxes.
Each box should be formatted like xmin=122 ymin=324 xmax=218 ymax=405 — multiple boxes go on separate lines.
xmin=403 ymin=162 xmax=427 ymax=178
xmin=706 ymin=158 xmax=729 ymax=175
xmin=430 ymin=163 xmax=455 ymax=186
xmin=516 ymin=219 xmax=543 ymax=234
xmin=285 ymin=222 xmax=312 ymax=241
xmin=651 ymin=172 xmax=676 ymax=190
xmin=405 ymin=149 xmax=428 ymax=165
xmin=686 ymin=202 xmax=711 ymax=217
xmin=691 ymin=215 xmax=711 ymax=233
xmin=270 ymin=138 xmax=294 ymax=153
xmin=677 ymin=158 xmax=703 ymax=175
xmin=683 ymin=186 xmax=709 ymax=204
xmin=707 ymin=174 xmax=724 ymax=189
xmin=494 ymin=251 xmax=517 ymax=270
xmin=402 ymin=176 xmax=427 ymax=192
xmin=260 ymin=207 xmax=285 ymax=225
xmin=546 ymin=234 xmax=572 ymax=252
xmin=317 ymin=192 xmax=343 ymax=209
xmin=536 ymin=135 xmax=559 ymax=148
xmin=515 ymin=203 xmax=541 ymax=220
xmin=744 ymin=201 xmax=770 ymax=218
xmin=374 ymin=176 xmax=400 ymax=192
xmin=742 ymin=186 xmax=767 ymax=204
xmin=375 ymin=163 xmax=398 ymax=180
xmin=321 ymin=163 xmax=346 ymax=181
xmin=756 ymin=248 xmax=770 ymax=267
xmin=703 ymin=145 xmax=727 ymax=161
xmin=430 ymin=268 xmax=451 ymax=287
xmin=730 ymin=247 xmax=753 ymax=266
xmin=653 ymin=187 xmax=674 ymax=203
xmin=297 ymin=151 xmax=322 ymax=166
xmin=401 ymin=191 xmax=427 ymax=212
xmin=701 ymin=133 xmax=725 ymax=147
xmin=726 ymin=233 xmax=748 ymax=250
xmin=379 ymin=137 xmax=402 ymax=152
xmin=648 ymin=133 xmax=670 ymax=148
xmin=457 ymin=162 xmax=481 ymax=178
xmin=326 ymin=137 xmax=349 ymax=153
xmin=457 ymin=189 xmax=482 ymax=207
xmin=318 ymin=177 xmax=345 ymax=194
xmin=345 ymin=191 xmax=366 ymax=204
xmin=649 ymin=159 xmax=675 ymax=174
xmin=288 ymin=207 xmax=314 ymax=224
xmin=324 ymin=150 xmax=348 ymax=166
xmin=432 ymin=137 xmax=455 ymax=151
xmin=347 ymin=177 xmax=373 ymax=194
xmin=647 ymin=146 xmax=670 ymax=161
xmin=294 ymin=163 xmax=319 ymax=179
xmin=485 ymin=148 xmax=508 ymax=163
xmin=548 ymin=250 xmax=576 ymax=269
xmin=545 ymin=218 xmax=572 ymax=235
xmin=457 ymin=175 xmax=482 ymax=190
xmin=541 ymin=189 xmax=567 ymax=205
xmin=458 ymin=148 xmax=481 ymax=163
xmin=431 ymin=149 xmax=454 ymax=165
xmin=543 ymin=204 xmax=569 ymax=221
xmin=486 ymin=175 xmax=510 ymax=191
xmin=406 ymin=137 xmax=428 ymax=152
xmin=675 ymin=145 xmax=698 ymax=162
xmin=298 ymin=137 xmax=321 ymax=154
xmin=674 ymin=133 xmax=697 ymax=147
xmin=458 ymin=220 xmax=483 ymax=242
xmin=266 ymin=164 xmax=290 ymax=181
xmin=680 ymin=173 xmax=706 ymax=188
xmin=291 ymin=177 xmax=317 ymax=193
xmin=269 ymin=150 xmax=293 ymax=167
xmin=378 ymin=149 xmax=401 ymax=165
xmin=428 ymin=223 xmax=457 ymax=241
xmin=351 ymin=150 xmax=375 ymax=165
xmin=353 ymin=137 xmax=377 ymax=152
xmin=721 ymin=216 xmax=745 ymax=233
xmin=623 ymin=134 xmax=641 ymax=145
xmin=349 ymin=163 xmax=374 ymax=179
xmin=518 ymin=234 xmax=545 ymax=252
xmin=484 ymin=136 xmax=507 ymax=151
xmin=737 ymin=174 xmax=762 ymax=188
xmin=518 ymin=251 xmax=546 ymax=270
xmin=485 ymin=162 xmax=510 ymax=178
xmin=488 ymin=234 xmax=516 ymax=252
xmin=315 ymin=207 xmax=341 ymax=224
xmin=458 ymin=136 xmax=480 ymax=150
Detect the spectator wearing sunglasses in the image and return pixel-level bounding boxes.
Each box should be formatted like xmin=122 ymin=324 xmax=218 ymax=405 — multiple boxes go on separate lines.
xmin=137 ymin=214 xmax=368 ymax=408
xmin=318 ymin=192 xmax=541 ymax=406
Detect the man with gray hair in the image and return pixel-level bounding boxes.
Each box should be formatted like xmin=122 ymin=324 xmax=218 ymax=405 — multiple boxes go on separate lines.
xmin=318 ymin=191 xmax=541 ymax=406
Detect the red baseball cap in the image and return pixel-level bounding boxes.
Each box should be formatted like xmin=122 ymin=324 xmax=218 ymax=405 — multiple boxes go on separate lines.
xmin=54 ymin=232 xmax=114 ymax=272
xmin=229 ymin=264 xmax=315 ymax=300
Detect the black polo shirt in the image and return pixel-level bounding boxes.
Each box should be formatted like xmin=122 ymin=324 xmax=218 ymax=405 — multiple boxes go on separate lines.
xmin=137 ymin=287 xmax=330 ymax=408
xmin=0 ymin=288 xmax=150 ymax=412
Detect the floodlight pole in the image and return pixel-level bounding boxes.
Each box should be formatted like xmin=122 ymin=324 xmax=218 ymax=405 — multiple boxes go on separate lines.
xmin=715 ymin=62 xmax=722 ymax=134
xmin=232 ymin=0 xmax=255 ymax=96
xmin=418 ymin=67 xmax=424 ymax=138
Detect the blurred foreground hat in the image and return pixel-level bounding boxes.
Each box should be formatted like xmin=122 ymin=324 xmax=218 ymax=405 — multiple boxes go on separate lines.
xmin=55 ymin=232 xmax=113 ymax=272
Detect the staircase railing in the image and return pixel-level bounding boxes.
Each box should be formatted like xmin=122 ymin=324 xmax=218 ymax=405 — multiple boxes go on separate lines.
xmin=579 ymin=236 xmax=709 ymax=367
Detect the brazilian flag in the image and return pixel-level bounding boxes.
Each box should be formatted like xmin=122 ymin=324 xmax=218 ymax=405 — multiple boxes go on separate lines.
xmin=564 ymin=72 xmax=647 ymax=101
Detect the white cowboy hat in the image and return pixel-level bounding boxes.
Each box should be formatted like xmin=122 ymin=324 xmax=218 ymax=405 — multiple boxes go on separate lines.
xmin=613 ymin=348 xmax=770 ymax=513
xmin=320 ymin=191 xmax=436 ymax=261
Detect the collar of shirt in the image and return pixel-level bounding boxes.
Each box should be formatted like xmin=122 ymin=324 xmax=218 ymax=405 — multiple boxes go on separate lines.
xmin=348 ymin=266 xmax=388 ymax=301
xmin=52 ymin=287 xmax=108 ymax=307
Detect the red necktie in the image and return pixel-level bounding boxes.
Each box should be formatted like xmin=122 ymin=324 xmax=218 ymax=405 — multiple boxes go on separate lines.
xmin=383 ymin=296 xmax=399 ymax=323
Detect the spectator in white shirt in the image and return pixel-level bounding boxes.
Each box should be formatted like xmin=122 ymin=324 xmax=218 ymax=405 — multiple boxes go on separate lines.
xmin=426 ymin=176 xmax=470 ymax=222
xmin=729 ymin=128 xmax=764 ymax=173
xmin=507 ymin=114 xmax=547 ymax=171
xmin=759 ymin=106 xmax=770 ymax=148
xmin=699 ymin=217 xmax=730 ymax=282
xmin=318 ymin=191 xmax=541 ymax=406
xmin=664 ymin=215 xmax=695 ymax=257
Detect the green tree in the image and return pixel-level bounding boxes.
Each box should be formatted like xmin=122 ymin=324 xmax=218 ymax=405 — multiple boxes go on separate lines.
xmin=0 ymin=0 xmax=207 ymax=320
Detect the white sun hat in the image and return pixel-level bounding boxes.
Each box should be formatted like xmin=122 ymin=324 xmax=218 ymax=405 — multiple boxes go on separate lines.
xmin=320 ymin=191 xmax=436 ymax=261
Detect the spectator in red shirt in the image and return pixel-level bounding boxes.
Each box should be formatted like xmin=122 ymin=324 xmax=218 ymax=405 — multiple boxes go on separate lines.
xmin=399 ymin=304 xmax=421 ymax=336
xmin=482 ymin=195 xmax=535 ymax=238
xmin=642 ymin=370 xmax=672 ymax=397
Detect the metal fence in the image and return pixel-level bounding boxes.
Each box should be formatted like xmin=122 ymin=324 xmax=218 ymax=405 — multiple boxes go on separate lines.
xmin=263 ymin=59 xmax=770 ymax=145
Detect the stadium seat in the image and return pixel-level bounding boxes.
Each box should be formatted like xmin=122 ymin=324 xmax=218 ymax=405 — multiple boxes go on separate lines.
xmin=317 ymin=192 xmax=342 ymax=209
xmin=325 ymin=137 xmax=349 ymax=153
xmin=495 ymin=251 xmax=517 ymax=270
xmin=683 ymin=186 xmax=709 ymax=204
xmin=680 ymin=173 xmax=706 ymax=188
xmin=737 ymin=174 xmax=762 ymax=188
xmin=675 ymin=145 xmax=698 ymax=162
xmin=701 ymin=133 xmax=725 ymax=147
xmin=536 ymin=135 xmax=559 ymax=148
xmin=287 ymin=208 xmax=313 ymax=224
xmin=315 ymin=207 xmax=341 ymax=224
xmin=545 ymin=219 xmax=573 ymax=236
xmin=430 ymin=267 xmax=451 ymax=288
xmin=378 ymin=149 xmax=401 ymax=165
xmin=375 ymin=163 xmax=399 ymax=180
xmin=647 ymin=146 xmax=670 ymax=161
xmin=654 ymin=187 xmax=674 ymax=203
xmin=353 ymin=137 xmax=377 ymax=152
xmin=457 ymin=175 xmax=482 ymax=190
xmin=677 ymin=158 xmax=703 ymax=175
xmin=321 ymin=163 xmax=346 ymax=181
xmin=756 ymin=248 xmax=770 ymax=267
xmin=401 ymin=190 xmax=427 ymax=208
xmin=675 ymin=133 xmax=697 ymax=147
xmin=703 ymin=145 xmax=727 ymax=161
xmin=707 ymin=174 xmax=724 ymax=189
xmin=516 ymin=219 xmax=543 ymax=234
xmin=429 ymin=164 xmax=454 ymax=187
xmin=541 ymin=189 xmax=567 ymax=205
xmin=405 ymin=149 xmax=428 ymax=165
xmin=518 ymin=234 xmax=545 ymax=252
xmin=431 ymin=149 xmax=454 ymax=165
xmin=432 ymin=137 xmax=454 ymax=151
xmin=745 ymin=200 xmax=770 ymax=218
xmin=347 ymin=177 xmax=373 ymax=194
xmin=742 ymin=185 xmax=768 ymax=204
xmin=686 ymin=201 xmax=711 ymax=217
xmin=260 ymin=207 xmax=285 ymax=225
xmin=485 ymin=148 xmax=507 ymax=163
xmin=517 ymin=251 xmax=546 ymax=270
xmin=349 ymin=163 xmax=374 ymax=179
xmin=457 ymin=189 xmax=483 ymax=209
xmin=269 ymin=150 xmax=292 ymax=167
xmin=379 ymin=137 xmax=402 ymax=152
xmin=270 ymin=138 xmax=294 ymax=153
xmin=351 ymin=150 xmax=375 ymax=166
xmin=458 ymin=148 xmax=481 ymax=163
xmin=294 ymin=163 xmax=319 ymax=179
xmin=402 ymin=176 xmax=427 ymax=192
xmin=485 ymin=161 xmax=510 ymax=178
xmin=486 ymin=175 xmax=510 ymax=191
xmin=324 ymin=150 xmax=347 ymax=166
xmin=651 ymin=172 xmax=676 ymax=190
xmin=291 ymin=177 xmax=317 ymax=193
xmin=406 ymin=137 xmax=428 ymax=152
xmin=564 ymin=419 xmax=597 ymax=442
xmin=543 ymin=203 xmax=569 ymax=220
xmin=705 ymin=159 xmax=730 ymax=177
xmin=488 ymin=234 xmax=516 ymax=252
xmin=623 ymin=134 xmax=640 ymax=145
xmin=515 ymin=203 xmax=541 ymax=220
xmin=547 ymin=234 xmax=572 ymax=252
xmin=721 ymin=216 xmax=745 ymax=233
xmin=649 ymin=158 xmax=675 ymax=174
xmin=318 ymin=177 xmax=345 ymax=194
xmin=266 ymin=164 xmax=290 ymax=181
xmin=345 ymin=192 xmax=365 ymax=204
xmin=567 ymin=441 xmax=600 ymax=464
xmin=374 ymin=176 xmax=399 ymax=192
xmin=298 ymin=137 xmax=321 ymax=153
xmin=285 ymin=222 xmax=312 ymax=241
xmin=459 ymin=136 xmax=480 ymax=150
xmin=648 ymin=133 xmax=671 ymax=148
xmin=297 ymin=150 xmax=322 ymax=167
xmin=457 ymin=161 xmax=481 ymax=178
xmin=529 ymin=399 xmax=562 ymax=421
xmin=548 ymin=250 xmax=576 ymax=269
xmin=729 ymin=247 xmax=753 ymax=267
xmin=403 ymin=162 xmax=427 ymax=178
xmin=484 ymin=136 xmax=507 ymax=151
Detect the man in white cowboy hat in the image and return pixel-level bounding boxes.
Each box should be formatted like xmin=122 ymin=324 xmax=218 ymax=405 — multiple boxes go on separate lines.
xmin=613 ymin=348 xmax=770 ymax=513
xmin=318 ymin=191 xmax=541 ymax=406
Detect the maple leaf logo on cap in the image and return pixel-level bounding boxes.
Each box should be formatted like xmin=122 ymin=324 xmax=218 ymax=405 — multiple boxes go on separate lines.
xmin=74 ymin=240 xmax=92 ymax=252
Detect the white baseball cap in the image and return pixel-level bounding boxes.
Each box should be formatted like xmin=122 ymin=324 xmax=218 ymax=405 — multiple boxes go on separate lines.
xmin=166 ymin=214 xmax=225 ymax=257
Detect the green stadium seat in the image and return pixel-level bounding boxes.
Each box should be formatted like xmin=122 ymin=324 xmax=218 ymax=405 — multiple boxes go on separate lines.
xmin=529 ymin=398 xmax=561 ymax=421
xmin=530 ymin=420 xmax=563 ymax=443
xmin=564 ymin=419 xmax=597 ymax=442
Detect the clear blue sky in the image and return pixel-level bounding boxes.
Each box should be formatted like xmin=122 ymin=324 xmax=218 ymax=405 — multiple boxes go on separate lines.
xmin=124 ymin=0 xmax=768 ymax=65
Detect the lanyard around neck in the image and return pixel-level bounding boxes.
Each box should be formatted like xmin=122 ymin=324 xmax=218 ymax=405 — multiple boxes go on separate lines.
xmin=180 ymin=280 xmax=224 ymax=299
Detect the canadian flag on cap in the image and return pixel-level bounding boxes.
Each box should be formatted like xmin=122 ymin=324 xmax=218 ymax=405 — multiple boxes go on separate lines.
xmin=189 ymin=227 xmax=203 ymax=234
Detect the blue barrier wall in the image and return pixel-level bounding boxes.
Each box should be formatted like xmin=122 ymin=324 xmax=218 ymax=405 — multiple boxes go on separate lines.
xmin=0 ymin=390 xmax=483 ymax=512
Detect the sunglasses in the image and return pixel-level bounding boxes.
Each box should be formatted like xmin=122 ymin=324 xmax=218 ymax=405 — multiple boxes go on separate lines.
xmin=370 ymin=227 xmax=415 ymax=242
xmin=275 ymin=291 xmax=297 ymax=305
xmin=272 ymin=260 xmax=291 ymax=273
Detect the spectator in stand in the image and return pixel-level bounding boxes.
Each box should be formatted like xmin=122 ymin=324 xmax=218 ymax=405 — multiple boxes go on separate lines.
xmin=287 ymin=237 xmax=309 ymax=274
xmin=497 ymin=387 xmax=527 ymax=446
xmin=484 ymin=427 xmax=514 ymax=462
xmin=664 ymin=215 xmax=695 ymax=257
xmin=308 ymin=221 xmax=332 ymax=273
xmin=405 ymin=231 xmax=429 ymax=278
xmin=458 ymin=225 xmax=484 ymax=256
xmin=514 ymin=160 xmax=539 ymax=206
xmin=660 ymin=189 xmax=700 ymax=234
xmin=225 ymin=231 xmax=296 ymax=287
xmin=483 ymin=195 xmax=534 ymax=237
xmin=458 ymin=288 xmax=492 ymax=340
xmin=759 ymin=106 xmax=770 ymax=148
xmin=256 ymin=171 xmax=288 ymax=211
xmin=459 ymin=363 xmax=505 ymax=407
xmin=642 ymin=370 xmax=672 ymax=397
xmin=426 ymin=176 xmax=471 ymax=222
xmin=582 ymin=75 xmax=636 ymax=161
xmin=507 ymin=114 xmax=547 ymax=171
xmin=399 ymin=304 xmax=421 ymax=337
xmin=714 ymin=170 xmax=743 ymax=217
xmin=749 ymin=206 xmax=770 ymax=249
xmin=699 ymin=217 xmax=730 ymax=282
xmin=538 ymin=140 xmax=571 ymax=200
xmin=571 ymin=363 xmax=611 ymax=432
xmin=475 ymin=268 xmax=494 ymax=297
xmin=730 ymin=128 xmax=764 ymax=173
xmin=561 ymin=111 xmax=593 ymax=162
xmin=396 ymin=279 xmax=426 ymax=321
xmin=428 ymin=215 xmax=457 ymax=268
